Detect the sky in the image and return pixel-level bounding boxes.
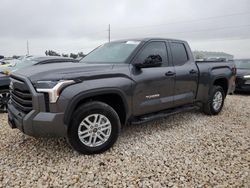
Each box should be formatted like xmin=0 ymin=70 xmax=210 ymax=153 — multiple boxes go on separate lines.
xmin=0 ymin=0 xmax=250 ymax=58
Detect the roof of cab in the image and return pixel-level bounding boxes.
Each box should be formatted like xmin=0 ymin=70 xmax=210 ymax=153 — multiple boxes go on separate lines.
xmin=112 ymin=37 xmax=187 ymax=43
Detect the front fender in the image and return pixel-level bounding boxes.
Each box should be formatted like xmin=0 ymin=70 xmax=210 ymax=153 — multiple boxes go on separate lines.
xmin=58 ymin=77 xmax=132 ymax=126
xmin=63 ymin=88 xmax=130 ymax=126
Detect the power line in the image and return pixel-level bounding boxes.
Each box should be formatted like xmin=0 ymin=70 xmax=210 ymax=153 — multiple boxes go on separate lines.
xmin=191 ymin=37 xmax=250 ymax=42
xmin=148 ymin=24 xmax=250 ymax=36
xmin=113 ymin=24 xmax=250 ymax=38
xmin=112 ymin=11 xmax=250 ymax=30
xmin=69 ymin=12 xmax=250 ymax=40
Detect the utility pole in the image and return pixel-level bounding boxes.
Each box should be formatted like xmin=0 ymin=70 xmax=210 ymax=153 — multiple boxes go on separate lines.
xmin=108 ymin=24 xmax=111 ymax=42
xmin=26 ymin=40 xmax=30 ymax=55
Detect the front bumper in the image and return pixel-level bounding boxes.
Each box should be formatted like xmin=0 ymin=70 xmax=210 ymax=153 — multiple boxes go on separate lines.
xmin=7 ymin=74 xmax=67 ymax=137
xmin=8 ymin=104 xmax=67 ymax=137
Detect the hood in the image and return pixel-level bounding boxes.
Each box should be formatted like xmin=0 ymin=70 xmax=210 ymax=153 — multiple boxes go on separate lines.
xmin=236 ymin=68 xmax=250 ymax=77
xmin=14 ymin=62 xmax=114 ymax=82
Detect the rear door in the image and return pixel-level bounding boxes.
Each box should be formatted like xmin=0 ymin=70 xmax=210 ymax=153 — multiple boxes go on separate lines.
xmin=169 ymin=41 xmax=199 ymax=106
xmin=131 ymin=40 xmax=175 ymax=116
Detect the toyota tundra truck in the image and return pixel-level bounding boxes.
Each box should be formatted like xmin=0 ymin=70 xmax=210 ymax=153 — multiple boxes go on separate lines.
xmin=8 ymin=38 xmax=236 ymax=154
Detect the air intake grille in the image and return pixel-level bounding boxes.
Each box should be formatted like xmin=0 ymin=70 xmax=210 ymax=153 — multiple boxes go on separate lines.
xmin=10 ymin=76 xmax=33 ymax=113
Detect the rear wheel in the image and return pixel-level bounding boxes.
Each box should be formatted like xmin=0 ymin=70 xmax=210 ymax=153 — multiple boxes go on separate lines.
xmin=67 ymin=101 xmax=121 ymax=154
xmin=0 ymin=89 xmax=10 ymax=113
xmin=203 ymin=86 xmax=225 ymax=115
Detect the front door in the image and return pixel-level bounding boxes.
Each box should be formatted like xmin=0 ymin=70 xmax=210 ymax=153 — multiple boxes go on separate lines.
xmin=130 ymin=41 xmax=175 ymax=116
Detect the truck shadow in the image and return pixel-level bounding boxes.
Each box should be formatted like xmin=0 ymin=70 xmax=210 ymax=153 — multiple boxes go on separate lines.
xmin=233 ymin=91 xmax=250 ymax=95
xmin=8 ymin=110 xmax=202 ymax=157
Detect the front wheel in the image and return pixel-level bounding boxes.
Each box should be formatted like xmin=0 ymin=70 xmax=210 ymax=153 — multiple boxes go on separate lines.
xmin=203 ymin=86 xmax=225 ymax=115
xmin=0 ymin=89 xmax=10 ymax=113
xmin=67 ymin=101 xmax=121 ymax=154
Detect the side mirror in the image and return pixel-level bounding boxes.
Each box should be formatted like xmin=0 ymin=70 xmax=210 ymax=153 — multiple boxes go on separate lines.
xmin=135 ymin=55 xmax=162 ymax=68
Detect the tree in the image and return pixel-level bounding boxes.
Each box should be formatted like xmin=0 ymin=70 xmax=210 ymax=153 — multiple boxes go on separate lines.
xmin=45 ymin=50 xmax=60 ymax=56
xmin=70 ymin=53 xmax=78 ymax=59
xmin=12 ymin=55 xmax=20 ymax=59
xmin=78 ymin=52 xmax=86 ymax=58
xmin=62 ymin=54 xmax=69 ymax=57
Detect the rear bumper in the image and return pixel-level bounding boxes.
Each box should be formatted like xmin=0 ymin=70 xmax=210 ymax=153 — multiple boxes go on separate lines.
xmin=8 ymin=102 xmax=67 ymax=137
xmin=235 ymin=77 xmax=250 ymax=91
xmin=235 ymin=85 xmax=250 ymax=91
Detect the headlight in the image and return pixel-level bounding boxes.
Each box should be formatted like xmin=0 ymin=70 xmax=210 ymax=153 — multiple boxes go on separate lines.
xmin=34 ymin=80 xmax=75 ymax=103
xmin=243 ymin=75 xmax=250 ymax=79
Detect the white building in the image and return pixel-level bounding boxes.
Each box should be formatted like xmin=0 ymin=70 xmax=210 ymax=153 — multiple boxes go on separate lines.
xmin=193 ymin=51 xmax=234 ymax=61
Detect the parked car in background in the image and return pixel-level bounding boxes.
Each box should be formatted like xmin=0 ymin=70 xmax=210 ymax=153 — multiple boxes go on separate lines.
xmin=234 ymin=59 xmax=250 ymax=92
xmin=0 ymin=74 xmax=10 ymax=112
xmin=0 ymin=56 xmax=34 ymax=72
xmin=0 ymin=61 xmax=11 ymax=66
xmin=0 ymin=56 xmax=77 ymax=112
xmin=8 ymin=38 xmax=236 ymax=154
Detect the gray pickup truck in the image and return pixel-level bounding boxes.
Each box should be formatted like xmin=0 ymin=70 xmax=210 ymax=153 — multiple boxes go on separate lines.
xmin=8 ymin=38 xmax=236 ymax=154
xmin=0 ymin=56 xmax=76 ymax=112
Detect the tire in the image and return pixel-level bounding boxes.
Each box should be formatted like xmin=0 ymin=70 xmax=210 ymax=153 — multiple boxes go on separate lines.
xmin=203 ymin=86 xmax=225 ymax=115
xmin=0 ymin=89 xmax=10 ymax=113
xmin=67 ymin=101 xmax=121 ymax=154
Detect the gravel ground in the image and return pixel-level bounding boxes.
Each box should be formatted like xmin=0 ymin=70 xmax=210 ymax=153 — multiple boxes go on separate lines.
xmin=0 ymin=94 xmax=249 ymax=187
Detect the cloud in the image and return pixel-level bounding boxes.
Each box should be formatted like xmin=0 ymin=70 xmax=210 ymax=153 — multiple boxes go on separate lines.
xmin=0 ymin=0 xmax=249 ymax=58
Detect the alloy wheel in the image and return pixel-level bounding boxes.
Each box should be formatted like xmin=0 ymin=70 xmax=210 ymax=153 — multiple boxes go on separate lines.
xmin=212 ymin=91 xmax=223 ymax=111
xmin=78 ymin=114 xmax=112 ymax=147
xmin=0 ymin=91 xmax=10 ymax=112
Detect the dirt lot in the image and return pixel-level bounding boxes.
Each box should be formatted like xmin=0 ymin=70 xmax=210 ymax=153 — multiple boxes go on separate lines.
xmin=0 ymin=94 xmax=249 ymax=187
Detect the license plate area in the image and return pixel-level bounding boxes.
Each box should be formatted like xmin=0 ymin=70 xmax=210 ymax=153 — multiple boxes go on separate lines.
xmin=8 ymin=103 xmax=25 ymax=132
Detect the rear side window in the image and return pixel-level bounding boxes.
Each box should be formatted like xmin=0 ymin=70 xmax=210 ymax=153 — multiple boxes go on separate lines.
xmin=170 ymin=42 xmax=188 ymax=66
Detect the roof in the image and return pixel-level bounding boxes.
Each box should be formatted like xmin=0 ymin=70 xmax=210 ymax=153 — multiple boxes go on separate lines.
xmin=112 ymin=37 xmax=186 ymax=43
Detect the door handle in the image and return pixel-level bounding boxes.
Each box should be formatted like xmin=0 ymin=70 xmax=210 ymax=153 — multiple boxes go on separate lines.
xmin=165 ymin=71 xmax=176 ymax=76
xmin=189 ymin=69 xmax=197 ymax=74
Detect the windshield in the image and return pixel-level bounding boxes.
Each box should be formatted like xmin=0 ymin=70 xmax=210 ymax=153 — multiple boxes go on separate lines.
xmin=80 ymin=41 xmax=141 ymax=64
xmin=235 ymin=60 xmax=250 ymax=69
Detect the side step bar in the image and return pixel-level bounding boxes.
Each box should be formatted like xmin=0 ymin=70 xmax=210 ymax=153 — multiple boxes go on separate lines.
xmin=131 ymin=105 xmax=200 ymax=125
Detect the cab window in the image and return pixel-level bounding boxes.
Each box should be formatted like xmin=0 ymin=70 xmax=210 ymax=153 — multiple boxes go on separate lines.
xmin=170 ymin=42 xmax=188 ymax=66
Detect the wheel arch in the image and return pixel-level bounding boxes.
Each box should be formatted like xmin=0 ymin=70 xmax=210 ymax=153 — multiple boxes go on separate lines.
xmin=213 ymin=77 xmax=228 ymax=96
xmin=64 ymin=88 xmax=129 ymax=127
